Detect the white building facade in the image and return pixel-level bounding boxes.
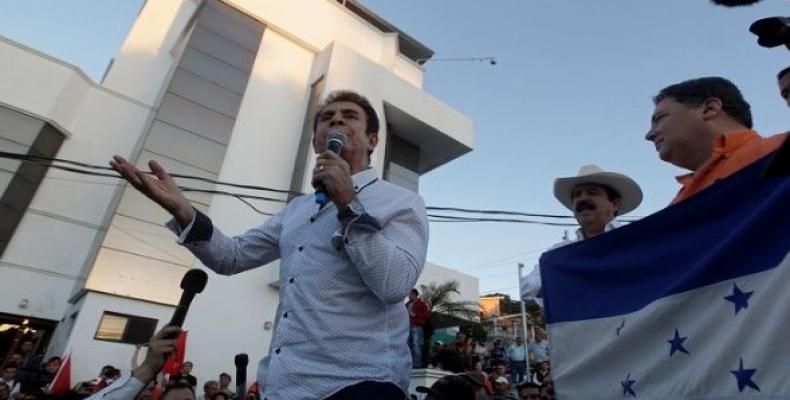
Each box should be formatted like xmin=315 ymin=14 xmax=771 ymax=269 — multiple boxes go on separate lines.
xmin=0 ymin=0 xmax=474 ymax=384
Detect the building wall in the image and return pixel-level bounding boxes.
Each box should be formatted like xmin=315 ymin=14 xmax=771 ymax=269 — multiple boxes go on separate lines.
xmin=0 ymin=37 xmax=153 ymax=322
xmin=416 ymin=263 xmax=480 ymax=308
xmin=85 ymin=0 xmax=265 ymax=306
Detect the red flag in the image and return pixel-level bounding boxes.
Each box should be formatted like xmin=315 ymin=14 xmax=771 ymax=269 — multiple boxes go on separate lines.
xmin=49 ymin=352 xmax=71 ymax=395
xmin=162 ymin=330 xmax=187 ymax=375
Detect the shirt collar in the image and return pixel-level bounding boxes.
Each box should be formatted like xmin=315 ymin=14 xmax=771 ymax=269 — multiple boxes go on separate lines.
xmin=575 ymin=219 xmax=620 ymax=241
xmin=351 ymin=167 xmax=379 ymax=193
xmin=675 ymin=129 xmax=759 ymax=185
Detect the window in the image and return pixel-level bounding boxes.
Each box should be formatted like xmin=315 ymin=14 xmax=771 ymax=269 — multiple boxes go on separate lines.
xmin=94 ymin=312 xmax=158 ymax=344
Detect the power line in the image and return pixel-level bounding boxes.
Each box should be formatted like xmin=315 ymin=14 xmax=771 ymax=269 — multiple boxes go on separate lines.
xmin=0 ymin=151 xmax=642 ymax=226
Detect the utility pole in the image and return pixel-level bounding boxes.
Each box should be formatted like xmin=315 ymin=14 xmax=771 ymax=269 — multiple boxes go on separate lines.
xmin=518 ymin=263 xmax=531 ymax=382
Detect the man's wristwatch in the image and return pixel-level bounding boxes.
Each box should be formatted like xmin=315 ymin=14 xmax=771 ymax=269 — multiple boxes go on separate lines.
xmin=338 ymin=199 xmax=364 ymax=220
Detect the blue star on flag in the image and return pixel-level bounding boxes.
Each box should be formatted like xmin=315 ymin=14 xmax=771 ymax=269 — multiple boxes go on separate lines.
xmin=667 ymin=328 xmax=689 ymax=356
xmin=724 ymin=283 xmax=753 ymax=314
xmin=730 ymin=358 xmax=760 ymax=392
xmin=621 ymin=372 xmax=636 ymax=397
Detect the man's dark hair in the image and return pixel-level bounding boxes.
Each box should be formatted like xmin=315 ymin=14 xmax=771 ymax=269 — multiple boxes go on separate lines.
xmin=779 ymin=66 xmax=790 ymax=81
xmin=411 ymin=288 xmax=419 ymax=296
xmin=219 ymin=372 xmax=231 ymax=380
xmin=312 ymin=90 xmax=380 ymax=135
xmin=46 ymin=356 xmax=61 ymax=364
xmin=516 ymin=382 xmax=541 ymax=391
xmin=654 ymin=77 xmax=753 ymax=128
xmin=162 ymin=381 xmax=195 ymax=400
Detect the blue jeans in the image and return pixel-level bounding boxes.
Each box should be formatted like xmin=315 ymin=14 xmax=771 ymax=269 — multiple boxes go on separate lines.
xmin=408 ymin=325 xmax=424 ymax=368
xmin=510 ymin=360 xmax=527 ymax=384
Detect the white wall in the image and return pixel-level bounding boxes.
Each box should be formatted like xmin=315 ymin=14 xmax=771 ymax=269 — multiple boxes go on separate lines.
xmin=0 ymin=37 xmax=153 ymax=321
xmin=416 ymin=262 xmax=480 ymax=307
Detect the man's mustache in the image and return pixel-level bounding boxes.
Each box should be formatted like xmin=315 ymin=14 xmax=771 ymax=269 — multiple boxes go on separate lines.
xmin=574 ymin=200 xmax=597 ymax=212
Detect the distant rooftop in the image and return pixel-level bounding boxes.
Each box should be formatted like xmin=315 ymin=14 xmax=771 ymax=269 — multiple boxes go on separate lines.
xmin=334 ymin=0 xmax=434 ymax=64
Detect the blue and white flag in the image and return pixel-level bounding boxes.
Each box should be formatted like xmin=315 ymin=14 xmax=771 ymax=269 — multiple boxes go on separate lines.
xmin=541 ymin=154 xmax=790 ymax=399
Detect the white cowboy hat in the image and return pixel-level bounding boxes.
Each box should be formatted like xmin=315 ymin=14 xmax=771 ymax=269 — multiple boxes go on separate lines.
xmin=553 ymin=164 xmax=643 ymax=216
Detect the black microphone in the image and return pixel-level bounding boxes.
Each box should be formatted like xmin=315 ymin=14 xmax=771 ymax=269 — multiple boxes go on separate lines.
xmin=314 ymin=129 xmax=347 ymax=206
xmin=168 ymin=269 xmax=208 ymax=327
xmin=235 ymin=353 xmax=248 ymax=399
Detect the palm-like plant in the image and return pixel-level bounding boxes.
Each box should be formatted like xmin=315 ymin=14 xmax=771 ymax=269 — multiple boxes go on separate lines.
xmin=420 ymin=280 xmax=480 ymax=321
xmin=418 ymin=280 xmax=479 ymax=367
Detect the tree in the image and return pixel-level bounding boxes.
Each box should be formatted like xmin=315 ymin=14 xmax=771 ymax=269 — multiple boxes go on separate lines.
xmin=419 ymin=280 xmax=480 ymax=367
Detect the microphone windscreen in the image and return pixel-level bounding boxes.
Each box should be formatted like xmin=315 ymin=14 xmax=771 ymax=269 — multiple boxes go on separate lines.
xmin=327 ymin=129 xmax=347 ymax=147
xmin=180 ymin=269 xmax=208 ymax=293
xmin=235 ymin=353 xmax=249 ymax=367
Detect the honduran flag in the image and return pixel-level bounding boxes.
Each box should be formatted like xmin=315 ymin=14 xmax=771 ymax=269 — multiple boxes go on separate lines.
xmin=540 ymin=154 xmax=789 ymax=399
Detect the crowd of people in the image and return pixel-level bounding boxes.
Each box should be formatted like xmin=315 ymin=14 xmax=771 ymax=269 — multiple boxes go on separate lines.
xmin=415 ymin=329 xmax=553 ymax=399
xmin=1 ymin=340 xmax=66 ymax=400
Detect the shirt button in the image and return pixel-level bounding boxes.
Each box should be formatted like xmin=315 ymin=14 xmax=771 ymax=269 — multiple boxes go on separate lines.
xmin=289 ymin=277 xmax=294 ymax=283
xmin=309 ymin=217 xmax=315 ymax=223
xmin=275 ymin=348 xmax=281 ymax=354
xmin=298 ymin=246 xmax=304 ymax=251
xmin=344 ymin=238 xmax=349 ymax=244
xmin=336 ymin=246 xmax=341 ymax=251
xmin=283 ymin=312 xmax=289 ymax=318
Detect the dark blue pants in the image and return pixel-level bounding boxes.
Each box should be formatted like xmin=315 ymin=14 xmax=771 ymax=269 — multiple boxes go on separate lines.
xmin=325 ymin=381 xmax=405 ymax=400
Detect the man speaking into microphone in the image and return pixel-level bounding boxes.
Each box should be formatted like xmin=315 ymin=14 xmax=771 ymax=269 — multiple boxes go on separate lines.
xmin=110 ymin=90 xmax=429 ymax=400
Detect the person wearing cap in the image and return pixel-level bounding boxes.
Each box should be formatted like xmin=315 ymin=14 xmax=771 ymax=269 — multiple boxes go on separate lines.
xmin=519 ymin=164 xmax=643 ymax=306
xmin=646 ymin=77 xmax=786 ymax=204
xmin=415 ymin=374 xmax=489 ymax=400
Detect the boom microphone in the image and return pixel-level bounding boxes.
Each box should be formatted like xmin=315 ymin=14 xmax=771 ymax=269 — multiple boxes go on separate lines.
xmin=168 ymin=269 xmax=208 ymax=327
xmin=235 ymin=353 xmax=249 ymax=399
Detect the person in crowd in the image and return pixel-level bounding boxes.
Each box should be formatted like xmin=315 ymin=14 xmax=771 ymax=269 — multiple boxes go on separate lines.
xmin=406 ymin=288 xmax=431 ymax=368
xmin=778 ymin=66 xmax=790 ymax=108
xmin=472 ymin=340 xmax=488 ymax=364
xmin=645 ymin=76 xmax=786 ymax=204
xmin=0 ymin=383 xmax=9 ymax=400
xmin=467 ymin=360 xmax=493 ymax=396
xmin=530 ymin=362 xmax=550 ymax=385
xmin=210 ymin=393 xmax=227 ymax=400
xmin=539 ymin=377 xmax=555 ymax=400
xmin=528 ymin=331 xmax=549 ymax=368
xmin=217 ymin=373 xmax=233 ymax=397
xmin=492 ymin=376 xmax=516 ymax=400
xmin=489 ymin=340 xmax=508 ymax=370
xmin=516 ymin=382 xmax=541 ymax=400
xmin=198 ymin=381 xmax=218 ymax=400
xmin=0 ymin=366 xmax=19 ymax=396
xmin=169 ymin=363 xmax=196 ymax=388
xmin=507 ymin=336 xmax=527 ymax=384
xmin=110 ymin=90 xmax=429 ymax=400
xmin=415 ymin=374 xmax=488 ymax=400
xmin=520 ymin=165 xmax=642 ymax=306
xmin=160 ymin=381 xmax=195 ymax=400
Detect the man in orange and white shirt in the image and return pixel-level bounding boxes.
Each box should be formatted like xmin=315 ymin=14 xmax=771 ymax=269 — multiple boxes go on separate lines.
xmin=645 ymin=76 xmax=786 ymax=204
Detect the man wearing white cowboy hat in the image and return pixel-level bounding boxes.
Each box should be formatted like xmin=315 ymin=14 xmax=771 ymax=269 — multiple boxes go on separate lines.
xmin=519 ymin=164 xmax=643 ymax=306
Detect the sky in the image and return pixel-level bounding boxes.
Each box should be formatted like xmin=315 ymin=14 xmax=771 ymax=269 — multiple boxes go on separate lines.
xmin=0 ymin=0 xmax=787 ymax=298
